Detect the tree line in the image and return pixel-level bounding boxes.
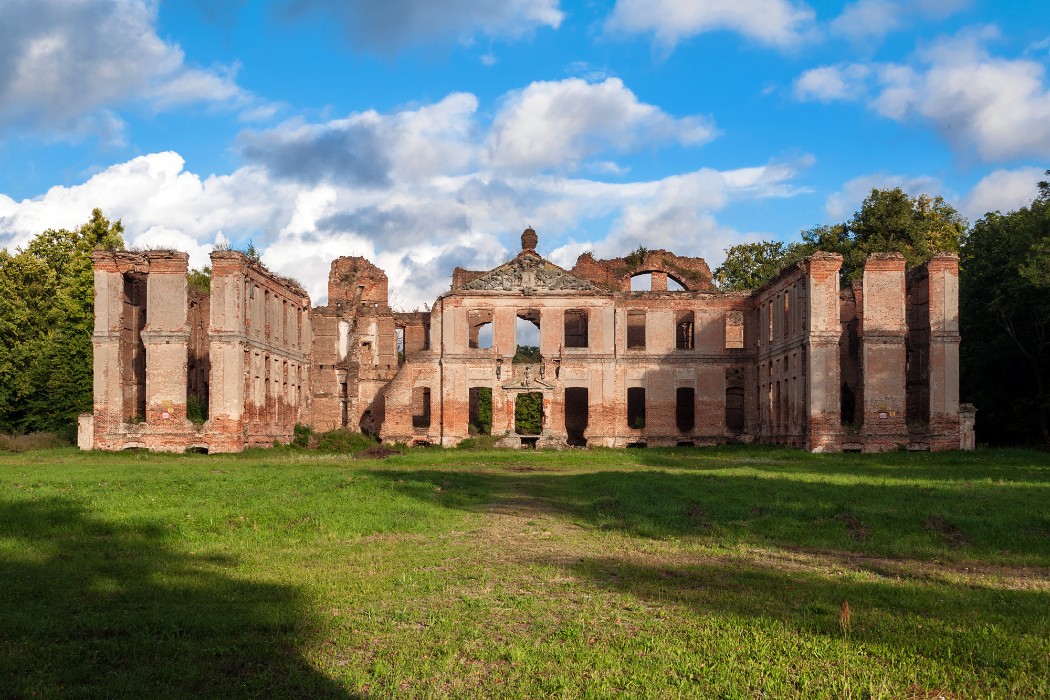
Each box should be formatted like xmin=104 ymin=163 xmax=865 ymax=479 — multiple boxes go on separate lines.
xmin=1 ymin=180 xmax=1048 ymax=446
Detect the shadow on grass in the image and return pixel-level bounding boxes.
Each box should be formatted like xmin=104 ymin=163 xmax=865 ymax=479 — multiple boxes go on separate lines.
xmin=363 ymin=457 xmax=1050 ymax=562
xmin=561 ymin=555 xmax=1048 ymax=688
xmin=0 ymin=498 xmax=351 ymax=698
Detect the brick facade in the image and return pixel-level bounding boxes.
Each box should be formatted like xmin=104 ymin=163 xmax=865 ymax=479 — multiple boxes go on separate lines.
xmin=84 ymin=230 xmax=969 ymax=453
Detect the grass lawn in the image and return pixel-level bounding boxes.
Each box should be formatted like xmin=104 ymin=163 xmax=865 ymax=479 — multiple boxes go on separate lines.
xmin=1 ymin=445 xmax=1047 ymax=698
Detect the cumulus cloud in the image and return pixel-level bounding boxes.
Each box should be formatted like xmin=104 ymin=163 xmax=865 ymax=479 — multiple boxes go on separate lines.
xmin=793 ymin=64 xmax=870 ymax=102
xmin=282 ymin=0 xmax=562 ymax=50
xmin=830 ymin=0 xmax=969 ymax=43
xmin=605 ymin=0 xmax=817 ymax=51
xmin=824 ymin=173 xmax=946 ymax=221
xmin=0 ymin=0 xmax=259 ymax=139
xmin=962 ymin=167 xmax=1045 ymax=222
xmin=0 ymin=82 xmax=806 ymax=308
xmin=794 ymin=27 xmax=1050 ymax=162
xmin=488 ymin=78 xmax=715 ymax=172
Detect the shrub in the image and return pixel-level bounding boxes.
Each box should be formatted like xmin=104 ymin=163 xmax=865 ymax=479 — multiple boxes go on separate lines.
xmin=187 ymin=395 xmax=208 ymax=426
xmin=291 ymin=423 xmax=313 ymax=448
xmin=316 ymin=429 xmax=377 ymax=453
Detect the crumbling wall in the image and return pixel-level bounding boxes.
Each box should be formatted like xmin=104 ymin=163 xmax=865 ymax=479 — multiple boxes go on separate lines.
xmin=92 ymin=251 xmax=197 ymax=451
xmin=206 ymin=251 xmax=311 ymax=452
xmin=570 ymin=250 xmax=717 ymax=292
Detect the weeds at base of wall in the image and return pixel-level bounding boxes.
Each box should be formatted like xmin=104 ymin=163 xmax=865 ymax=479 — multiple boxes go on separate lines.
xmin=456 ymin=434 xmax=503 ymax=450
xmin=187 ymin=396 xmax=208 ymax=426
xmin=0 ymin=432 xmax=69 ymax=452
xmin=288 ymin=424 xmax=379 ymax=453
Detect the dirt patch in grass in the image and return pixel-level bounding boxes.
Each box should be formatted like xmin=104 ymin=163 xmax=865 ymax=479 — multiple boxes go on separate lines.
xmin=834 ymin=512 xmax=870 ymax=541
xmin=505 ymin=464 xmax=555 ymax=472
xmin=922 ymin=515 xmax=968 ymax=548
xmin=357 ymin=446 xmax=402 ymax=459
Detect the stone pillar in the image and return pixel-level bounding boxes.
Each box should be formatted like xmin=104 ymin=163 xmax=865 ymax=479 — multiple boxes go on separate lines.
xmin=207 ymin=252 xmax=248 ymax=452
xmin=804 ymin=253 xmax=843 ymax=452
xmin=91 ymin=253 xmax=127 ymax=449
xmin=861 ymin=253 xmax=908 ymax=450
xmin=140 ymin=252 xmax=190 ymax=432
xmin=925 ymin=253 xmax=962 ymax=450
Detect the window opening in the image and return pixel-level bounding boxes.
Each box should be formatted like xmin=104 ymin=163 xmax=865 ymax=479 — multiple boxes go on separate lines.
xmin=676 ymin=311 xmax=695 ymax=350
xmin=667 ymin=277 xmax=685 ymax=291
xmin=676 ymin=387 xmax=695 ymax=432
xmin=627 ymin=311 xmax=646 ymax=349
xmin=411 ymin=387 xmax=431 ymax=429
xmin=515 ymin=392 xmax=543 ymax=435
xmin=121 ymin=272 xmax=147 ymax=422
xmin=564 ymin=387 xmax=588 ymax=446
xmin=468 ymin=387 xmax=492 ymax=435
xmin=515 ymin=310 xmax=540 ymax=363
xmin=396 ymin=327 xmax=405 ymax=365
xmin=627 ymin=387 xmax=646 ymax=429
xmin=630 ymin=273 xmax=652 ymax=291
xmin=725 ymin=387 xmax=745 ymax=432
xmin=564 ymin=309 xmax=588 ymax=348
xmin=468 ymin=309 xmax=493 ymax=349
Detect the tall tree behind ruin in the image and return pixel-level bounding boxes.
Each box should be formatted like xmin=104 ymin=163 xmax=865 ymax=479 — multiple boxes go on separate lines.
xmin=714 ymin=188 xmax=965 ymax=289
xmin=961 ymin=174 xmax=1050 ymax=446
xmin=0 ymin=209 xmax=124 ymax=435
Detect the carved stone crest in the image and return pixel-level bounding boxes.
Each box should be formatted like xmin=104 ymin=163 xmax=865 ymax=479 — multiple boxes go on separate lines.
xmin=462 ymin=254 xmax=598 ymax=293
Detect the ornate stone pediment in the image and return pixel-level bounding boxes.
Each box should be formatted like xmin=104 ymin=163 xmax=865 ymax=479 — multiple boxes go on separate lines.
xmin=461 ymin=253 xmax=598 ymax=294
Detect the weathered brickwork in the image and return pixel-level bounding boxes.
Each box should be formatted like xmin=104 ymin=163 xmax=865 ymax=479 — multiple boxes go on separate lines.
xmin=86 ymin=228 xmax=969 ymax=453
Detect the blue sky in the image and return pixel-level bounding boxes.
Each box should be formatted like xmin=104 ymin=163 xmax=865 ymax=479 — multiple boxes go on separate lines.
xmin=0 ymin=0 xmax=1047 ymax=307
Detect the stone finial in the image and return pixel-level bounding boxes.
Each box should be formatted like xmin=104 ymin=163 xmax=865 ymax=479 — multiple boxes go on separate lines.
xmin=521 ymin=227 xmax=538 ymax=251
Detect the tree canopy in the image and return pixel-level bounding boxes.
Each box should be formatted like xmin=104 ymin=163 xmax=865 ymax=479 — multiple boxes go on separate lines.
xmin=714 ymin=188 xmax=966 ymax=290
xmin=0 ymin=209 xmax=124 ymax=435
xmin=961 ymin=174 xmax=1050 ymax=446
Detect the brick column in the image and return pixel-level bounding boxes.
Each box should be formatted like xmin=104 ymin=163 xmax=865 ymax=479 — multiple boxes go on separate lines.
xmin=207 ymin=252 xmax=248 ymax=452
xmin=925 ymin=253 xmax=961 ymax=449
xmin=91 ymin=253 xmax=127 ymax=449
xmin=804 ymin=253 xmax=843 ymax=451
xmin=140 ymin=253 xmax=190 ymax=430
xmin=861 ymin=253 xmax=908 ymax=450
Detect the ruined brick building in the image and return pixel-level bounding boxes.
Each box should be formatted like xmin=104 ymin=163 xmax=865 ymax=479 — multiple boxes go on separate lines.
xmin=81 ymin=228 xmax=975 ymax=453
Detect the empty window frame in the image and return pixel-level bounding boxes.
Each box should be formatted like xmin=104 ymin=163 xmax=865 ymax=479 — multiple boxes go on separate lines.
xmin=564 ymin=387 xmax=588 ymax=447
xmin=627 ymin=311 xmax=646 ymax=349
xmin=411 ymin=387 xmax=431 ymax=429
xmin=725 ymin=387 xmax=745 ymax=432
xmin=676 ymin=387 xmax=695 ymax=432
xmin=676 ymin=311 xmax=695 ymax=350
xmin=468 ymin=387 xmax=492 ymax=435
xmin=627 ymin=387 xmax=646 ymax=429
xmin=515 ymin=310 xmax=540 ymax=362
xmin=515 ymin=392 xmax=543 ymax=435
xmin=564 ymin=309 xmax=588 ymax=348
xmin=468 ymin=310 xmax=493 ymax=349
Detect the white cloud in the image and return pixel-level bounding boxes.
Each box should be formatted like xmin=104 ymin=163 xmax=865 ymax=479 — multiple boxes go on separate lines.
xmin=793 ymin=64 xmax=870 ymax=102
xmin=0 ymin=0 xmax=260 ymax=140
xmin=487 ymin=78 xmax=715 ymax=172
xmin=824 ymin=173 xmax=945 ymax=221
xmin=0 ymin=84 xmax=807 ymax=309
xmin=284 ymin=0 xmax=563 ymax=50
xmin=605 ymin=0 xmax=818 ymax=51
xmin=962 ymin=167 xmax=1045 ymax=221
xmin=830 ymin=0 xmax=968 ymax=43
xmin=794 ymin=27 xmax=1050 ymax=162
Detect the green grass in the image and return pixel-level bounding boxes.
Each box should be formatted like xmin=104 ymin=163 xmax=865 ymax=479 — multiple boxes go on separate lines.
xmin=1 ymin=445 xmax=1047 ymax=698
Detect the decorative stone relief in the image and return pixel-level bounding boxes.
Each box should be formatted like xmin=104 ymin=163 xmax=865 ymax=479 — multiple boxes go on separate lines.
xmin=462 ymin=255 xmax=598 ymax=293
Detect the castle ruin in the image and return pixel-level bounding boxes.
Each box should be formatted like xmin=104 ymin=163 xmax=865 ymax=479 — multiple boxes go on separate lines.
xmin=80 ymin=229 xmax=975 ymax=453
